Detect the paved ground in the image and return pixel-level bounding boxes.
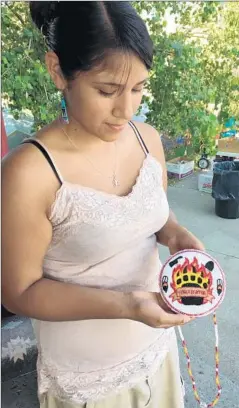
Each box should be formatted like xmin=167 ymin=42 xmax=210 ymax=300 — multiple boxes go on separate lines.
xmin=161 ymin=173 xmax=239 ymax=408
xmin=2 ymin=172 xmax=239 ymax=408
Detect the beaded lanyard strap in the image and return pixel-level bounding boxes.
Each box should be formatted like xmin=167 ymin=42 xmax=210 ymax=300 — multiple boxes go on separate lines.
xmin=178 ymin=313 xmax=221 ymax=407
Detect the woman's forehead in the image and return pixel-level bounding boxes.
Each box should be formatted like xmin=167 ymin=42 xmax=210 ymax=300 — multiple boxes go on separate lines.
xmin=84 ymin=53 xmax=149 ymax=85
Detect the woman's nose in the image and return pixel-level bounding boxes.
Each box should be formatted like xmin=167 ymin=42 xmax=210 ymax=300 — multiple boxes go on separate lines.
xmin=112 ymin=93 xmax=134 ymax=121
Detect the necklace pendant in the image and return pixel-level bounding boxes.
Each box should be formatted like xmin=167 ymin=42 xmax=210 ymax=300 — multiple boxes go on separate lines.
xmin=112 ymin=174 xmax=120 ymax=188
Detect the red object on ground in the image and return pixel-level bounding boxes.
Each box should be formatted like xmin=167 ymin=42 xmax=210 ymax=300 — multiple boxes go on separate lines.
xmin=1 ymin=112 xmax=9 ymax=158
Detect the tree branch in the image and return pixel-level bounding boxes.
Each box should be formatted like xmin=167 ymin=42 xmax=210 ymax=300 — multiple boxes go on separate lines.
xmin=7 ymin=4 xmax=25 ymax=26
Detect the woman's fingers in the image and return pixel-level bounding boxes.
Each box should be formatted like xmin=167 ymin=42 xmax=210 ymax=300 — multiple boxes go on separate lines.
xmin=160 ymin=309 xmax=194 ymax=327
xmin=131 ymin=291 xmax=195 ymax=329
xmin=155 ymin=292 xmax=194 ymax=327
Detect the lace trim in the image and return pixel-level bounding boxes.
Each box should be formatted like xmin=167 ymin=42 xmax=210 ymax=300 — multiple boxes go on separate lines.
xmin=49 ymin=155 xmax=162 ymax=226
xmin=38 ymin=330 xmax=174 ymax=404
xmin=47 ymin=156 xmax=167 ymax=248
xmin=49 ymin=155 xmax=160 ymax=221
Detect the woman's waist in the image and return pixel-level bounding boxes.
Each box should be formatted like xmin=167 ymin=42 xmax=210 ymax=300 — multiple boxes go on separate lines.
xmin=33 ymin=319 xmax=171 ymax=372
xmin=36 ymin=327 xmax=175 ymax=404
xmin=43 ymin=243 xmax=162 ymax=289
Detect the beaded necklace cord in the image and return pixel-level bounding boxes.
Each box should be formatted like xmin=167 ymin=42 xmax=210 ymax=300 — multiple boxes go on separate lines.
xmin=177 ymin=313 xmax=221 ymax=408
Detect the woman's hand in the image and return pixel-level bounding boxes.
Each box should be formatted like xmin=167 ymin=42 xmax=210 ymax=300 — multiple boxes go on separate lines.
xmin=167 ymin=225 xmax=205 ymax=255
xmin=130 ymin=291 xmax=193 ymax=328
xmin=156 ymin=210 xmax=204 ymax=256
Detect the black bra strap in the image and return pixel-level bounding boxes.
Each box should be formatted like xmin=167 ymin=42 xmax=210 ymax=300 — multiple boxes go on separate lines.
xmin=22 ymin=139 xmax=63 ymax=185
xmin=128 ymin=121 xmax=149 ymax=155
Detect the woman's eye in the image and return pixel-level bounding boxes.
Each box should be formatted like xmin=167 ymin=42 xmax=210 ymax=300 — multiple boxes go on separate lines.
xmin=99 ymin=90 xmax=116 ymax=97
xmin=132 ymin=88 xmax=143 ymax=93
xmin=98 ymin=88 xmax=143 ymax=97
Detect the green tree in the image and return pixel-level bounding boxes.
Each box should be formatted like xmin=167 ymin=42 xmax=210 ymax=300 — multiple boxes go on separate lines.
xmin=1 ymin=1 xmax=59 ymax=129
xmin=2 ymin=1 xmax=238 ymax=153
xmin=134 ymin=1 xmax=239 ymax=153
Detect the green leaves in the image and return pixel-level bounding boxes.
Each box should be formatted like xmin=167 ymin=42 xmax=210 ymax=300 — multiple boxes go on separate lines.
xmin=1 ymin=2 xmax=57 ymax=130
xmin=134 ymin=1 xmax=239 ymax=155
xmin=1 ymin=1 xmax=238 ymax=147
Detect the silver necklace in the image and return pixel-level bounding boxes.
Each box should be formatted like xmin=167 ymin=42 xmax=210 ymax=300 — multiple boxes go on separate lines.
xmin=60 ymin=126 xmax=120 ymax=188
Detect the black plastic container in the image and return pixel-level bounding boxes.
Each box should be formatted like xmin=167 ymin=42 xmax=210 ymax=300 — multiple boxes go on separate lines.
xmin=215 ymin=199 xmax=239 ymax=219
xmin=212 ymin=161 xmax=239 ymax=219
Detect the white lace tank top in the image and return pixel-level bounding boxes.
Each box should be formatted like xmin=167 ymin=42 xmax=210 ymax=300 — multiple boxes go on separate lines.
xmin=25 ymin=121 xmax=173 ymax=404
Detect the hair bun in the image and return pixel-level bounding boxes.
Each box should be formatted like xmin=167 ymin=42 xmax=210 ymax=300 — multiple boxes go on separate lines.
xmin=29 ymin=1 xmax=61 ymax=33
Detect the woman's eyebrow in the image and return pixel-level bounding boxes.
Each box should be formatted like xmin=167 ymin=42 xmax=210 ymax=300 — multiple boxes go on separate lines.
xmin=93 ymin=78 xmax=148 ymax=87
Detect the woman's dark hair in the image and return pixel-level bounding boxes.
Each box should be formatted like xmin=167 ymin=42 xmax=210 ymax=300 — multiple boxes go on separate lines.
xmin=29 ymin=1 xmax=153 ymax=80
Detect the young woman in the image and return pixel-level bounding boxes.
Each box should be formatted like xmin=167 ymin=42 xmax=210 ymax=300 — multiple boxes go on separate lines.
xmin=2 ymin=2 xmax=204 ymax=407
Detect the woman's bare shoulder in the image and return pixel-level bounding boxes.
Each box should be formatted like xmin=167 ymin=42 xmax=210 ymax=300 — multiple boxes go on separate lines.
xmin=2 ymin=141 xmax=45 ymax=182
xmin=2 ymin=118 xmax=61 ymax=179
xmin=1 ymin=127 xmax=60 ymax=213
xmin=131 ymin=121 xmax=164 ymax=157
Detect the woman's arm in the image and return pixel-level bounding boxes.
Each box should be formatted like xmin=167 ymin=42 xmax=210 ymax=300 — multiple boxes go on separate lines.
xmin=155 ymin=209 xmax=204 ymax=254
xmin=1 ymin=146 xmax=131 ymax=321
xmin=1 ymin=145 xmax=191 ymax=328
xmin=156 ymin=209 xmax=180 ymax=246
xmin=137 ymin=122 xmax=204 ymax=254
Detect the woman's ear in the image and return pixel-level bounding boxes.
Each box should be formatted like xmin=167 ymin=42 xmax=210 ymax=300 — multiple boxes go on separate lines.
xmin=45 ymin=51 xmax=67 ymax=91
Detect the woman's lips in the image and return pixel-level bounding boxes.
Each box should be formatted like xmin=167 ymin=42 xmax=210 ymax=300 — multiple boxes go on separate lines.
xmin=106 ymin=123 xmax=126 ymax=131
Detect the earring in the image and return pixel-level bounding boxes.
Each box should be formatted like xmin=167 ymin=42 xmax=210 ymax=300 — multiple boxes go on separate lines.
xmin=61 ymin=97 xmax=69 ymax=124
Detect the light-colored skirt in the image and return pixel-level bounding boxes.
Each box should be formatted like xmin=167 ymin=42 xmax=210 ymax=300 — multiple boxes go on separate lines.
xmin=40 ymin=335 xmax=184 ymax=408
